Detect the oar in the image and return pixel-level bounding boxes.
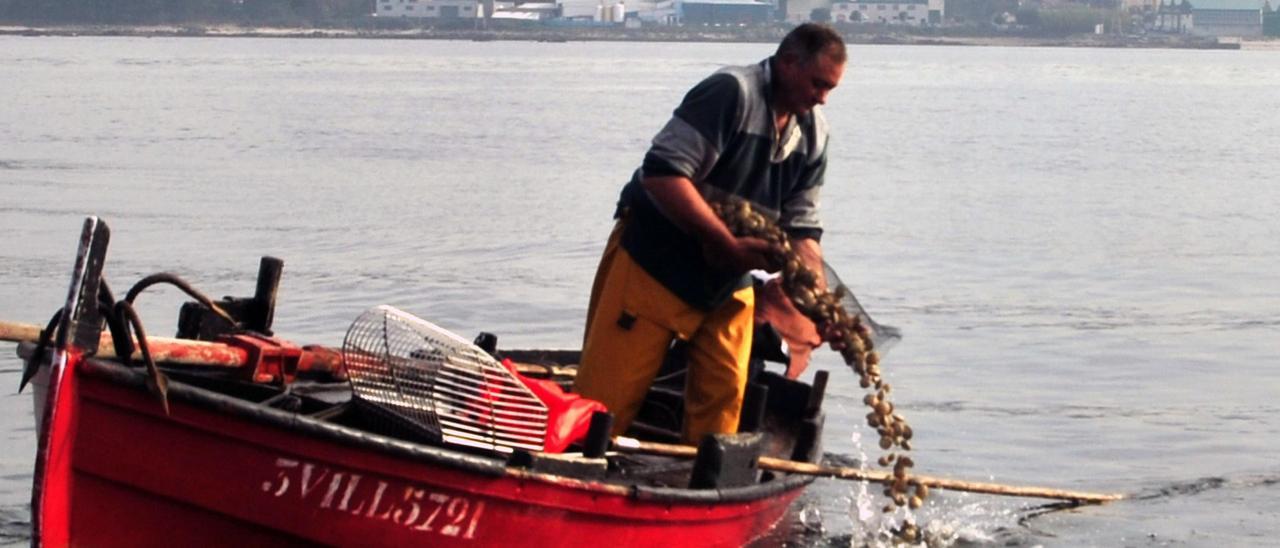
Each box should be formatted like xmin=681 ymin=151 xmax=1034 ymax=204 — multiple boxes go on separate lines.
xmin=612 ymin=437 xmax=1124 ymax=504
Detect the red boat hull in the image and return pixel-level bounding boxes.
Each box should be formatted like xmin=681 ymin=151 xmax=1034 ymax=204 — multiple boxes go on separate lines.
xmin=33 ymin=359 xmax=807 ymax=547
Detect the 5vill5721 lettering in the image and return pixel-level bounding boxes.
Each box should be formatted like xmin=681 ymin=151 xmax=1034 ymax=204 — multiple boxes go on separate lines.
xmin=260 ymin=456 xmax=485 ymax=539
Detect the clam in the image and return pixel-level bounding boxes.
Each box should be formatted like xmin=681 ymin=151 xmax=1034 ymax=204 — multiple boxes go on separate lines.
xmin=786 ymin=257 xmax=803 ymax=276
xmin=899 ymin=523 xmax=920 ymax=542
xmin=794 ymin=290 xmax=816 ymax=310
xmin=848 ymin=336 xmax=866 ymax=353
xmin=914 ymin=483 xmax=929 ymax=499
xmin=875 ymin=401 xmax=891 ymax=416
xmin=711 ymin=199 xmax=927 ymax=536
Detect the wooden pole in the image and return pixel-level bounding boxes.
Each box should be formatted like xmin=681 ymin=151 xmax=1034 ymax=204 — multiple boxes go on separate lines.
xmin=0 ymin=321 xmax=43 ymax=345
xmin=2 ymin=320 xmax=245 ymax=366
xmin=612 ymin=437 xmax=1124 ymax=504
xmin=4 ymin=319 xmax=554 ymax=379
xmin=0 ymin=319 xmax=344 ymax=377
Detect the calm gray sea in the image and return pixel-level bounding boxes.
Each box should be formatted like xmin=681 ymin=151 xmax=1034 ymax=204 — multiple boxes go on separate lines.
xmin=1 ymin=36 xmax=1277 ymax=546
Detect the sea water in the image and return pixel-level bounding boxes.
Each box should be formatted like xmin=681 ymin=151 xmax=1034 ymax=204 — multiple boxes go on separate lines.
xmin=1 ymin=36 xmax=1277 ymax=546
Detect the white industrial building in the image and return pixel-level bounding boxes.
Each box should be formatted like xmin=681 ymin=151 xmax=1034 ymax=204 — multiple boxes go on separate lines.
xmin=1154 ymin=0 xmax=1267 ymax=36
xmin=830 ymin=0 xmax=944 ymax=24
xmin=377 ymin=0 xmax=484 ymax=18
xmin=784 ymin=0 xmax=827 ymax=23
xmin=377 ymin=0 xmax=567 ymax=19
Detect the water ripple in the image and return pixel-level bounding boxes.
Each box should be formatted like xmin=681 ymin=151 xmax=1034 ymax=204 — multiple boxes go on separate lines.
xmin=0 ymin=506 xmax=29 ymax=545
xmin=1132 ymin=472 xmax=1280 ymax=501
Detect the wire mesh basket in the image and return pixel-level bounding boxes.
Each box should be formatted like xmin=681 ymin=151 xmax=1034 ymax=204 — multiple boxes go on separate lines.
xmin=342 ymin=305 xmax=549 ymax=453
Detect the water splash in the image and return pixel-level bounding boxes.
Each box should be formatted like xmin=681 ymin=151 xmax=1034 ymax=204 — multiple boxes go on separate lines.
xmin=824 ymin=436 xmax=1043 ymax=547
xmin=842 ymin=431 xmax=931 ymax=546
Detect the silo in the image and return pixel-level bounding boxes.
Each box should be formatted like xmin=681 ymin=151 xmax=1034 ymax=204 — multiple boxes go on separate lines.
xmin=611 ymin=0 xmax=625 ymax=22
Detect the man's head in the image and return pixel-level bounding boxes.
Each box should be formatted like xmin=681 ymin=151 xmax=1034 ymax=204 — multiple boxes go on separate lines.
xmin=773 ymin=23 xmax=847 ymax=116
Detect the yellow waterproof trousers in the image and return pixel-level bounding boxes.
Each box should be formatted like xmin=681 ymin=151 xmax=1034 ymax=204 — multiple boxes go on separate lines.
xmin=574 ymin=225 xmax=754 ymax=444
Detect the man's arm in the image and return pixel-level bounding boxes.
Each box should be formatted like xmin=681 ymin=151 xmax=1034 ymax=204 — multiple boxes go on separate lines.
xmin=642 ymin=175 xmax=774 ymax=274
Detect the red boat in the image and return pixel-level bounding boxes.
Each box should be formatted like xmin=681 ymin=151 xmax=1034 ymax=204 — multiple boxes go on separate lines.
xmin=14 ymin=217 xmax=832 ymax=547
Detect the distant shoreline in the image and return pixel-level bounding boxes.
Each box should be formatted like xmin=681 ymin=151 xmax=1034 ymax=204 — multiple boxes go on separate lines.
xmin=0 ymin=23 xmax=1269 ymax=50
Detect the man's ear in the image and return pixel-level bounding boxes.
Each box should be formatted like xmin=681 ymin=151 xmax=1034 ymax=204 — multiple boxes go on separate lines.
xmin=775 ymin=55 xmax=796 ymax=78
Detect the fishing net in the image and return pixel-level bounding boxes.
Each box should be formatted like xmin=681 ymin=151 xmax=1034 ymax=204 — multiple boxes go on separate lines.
xmin=823 ymin=260 xmax=902 ymax=355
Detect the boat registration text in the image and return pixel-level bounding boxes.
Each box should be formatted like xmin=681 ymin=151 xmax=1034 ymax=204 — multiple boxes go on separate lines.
xmin=260 ymin=456 xmax=485 ymax=539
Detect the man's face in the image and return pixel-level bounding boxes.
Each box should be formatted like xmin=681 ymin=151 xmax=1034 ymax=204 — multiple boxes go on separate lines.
xmin=776 ymin=51 xmax=845 ymax=116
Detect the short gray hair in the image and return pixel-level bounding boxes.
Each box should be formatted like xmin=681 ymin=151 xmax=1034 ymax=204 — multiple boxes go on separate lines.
xmin=776 ymin=23 xmax=847 ymax=65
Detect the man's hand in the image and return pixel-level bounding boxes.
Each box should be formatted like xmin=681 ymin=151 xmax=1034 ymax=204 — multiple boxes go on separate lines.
xmin=642 ymin=175 xmax=778 ymax=274
xmin=702 ymin=234 xmax=775 ymax=274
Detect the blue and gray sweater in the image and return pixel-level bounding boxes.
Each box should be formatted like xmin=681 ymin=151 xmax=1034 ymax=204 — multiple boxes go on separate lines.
xmin=616 ymin=56 xmax=829 ymax=311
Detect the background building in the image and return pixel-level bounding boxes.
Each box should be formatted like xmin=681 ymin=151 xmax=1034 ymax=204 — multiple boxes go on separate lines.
xmin=680 ymin=0 xmax=774 ymax=24
xmin=1188 ymin=0 xmax=1266 ymax=35
xmin=831 ymin=0 xmax=943 ymax=24
xmin=783 ymin=0 xmax=828 ymax=22
xmin=378 ymin=0 xmax=485 ymax=18
xmin=1154 ymin=0 xmax=1266 ymax=35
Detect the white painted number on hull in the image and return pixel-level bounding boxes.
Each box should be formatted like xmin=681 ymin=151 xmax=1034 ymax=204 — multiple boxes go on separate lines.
xmin=260 ymin=457 xmax=485 ymax=539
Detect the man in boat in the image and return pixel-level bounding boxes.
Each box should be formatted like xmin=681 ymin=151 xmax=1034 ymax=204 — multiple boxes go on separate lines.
xmin=574 ymin=23 xmax=847 ymax=444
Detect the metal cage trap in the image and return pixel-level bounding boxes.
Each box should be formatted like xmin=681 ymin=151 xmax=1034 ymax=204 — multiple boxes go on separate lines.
xmin=342 ymin=305 xmax=549 ymax=453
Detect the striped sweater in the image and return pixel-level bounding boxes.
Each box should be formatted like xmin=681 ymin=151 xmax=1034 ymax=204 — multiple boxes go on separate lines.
xmin=616 ymin=56 xmax=829 ymax=310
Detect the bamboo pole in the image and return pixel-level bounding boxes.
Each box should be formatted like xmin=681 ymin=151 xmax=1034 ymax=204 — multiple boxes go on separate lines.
xmin=0 ymin=319 xmax=342 ymax=375
xmin=0 ymin=321 xmax=43 ymax=346
xmin=613 ymin=437 xmax=1124 ymax=504
xmin=3 ymin=319 xmax=555 ymax=379
xmin=1 ymin=320 xmax=241 ymax=366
